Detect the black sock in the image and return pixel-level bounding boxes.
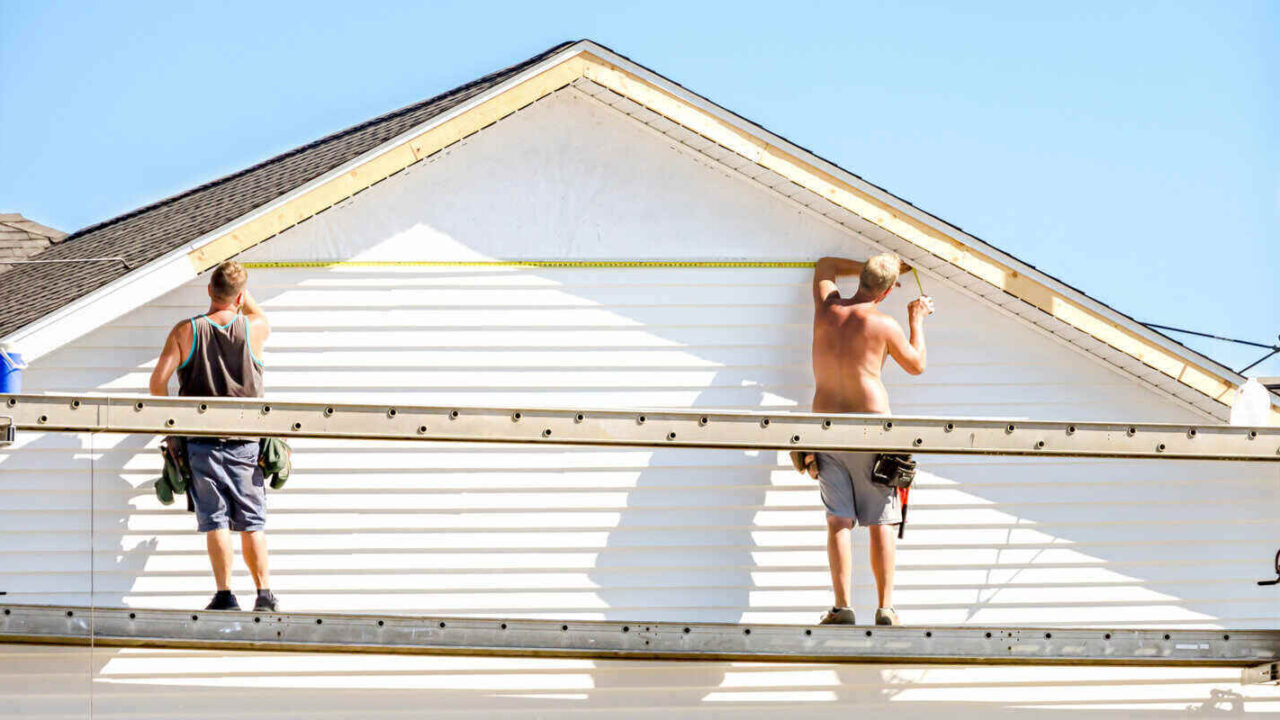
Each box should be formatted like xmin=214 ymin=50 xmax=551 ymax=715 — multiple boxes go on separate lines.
xmin=215 ymin=590 xmax=234 ymax=600
xmin=257 ymin=588 xmax=273 ymax=599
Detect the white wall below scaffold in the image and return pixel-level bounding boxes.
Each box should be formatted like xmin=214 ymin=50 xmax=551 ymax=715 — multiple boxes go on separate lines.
xmin=2 ymin=89 xmax=1277 ymax=709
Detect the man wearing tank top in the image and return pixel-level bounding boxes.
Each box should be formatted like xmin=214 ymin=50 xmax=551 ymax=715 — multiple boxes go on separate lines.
xmin=149 ymin=261 xmax=277 ymax=612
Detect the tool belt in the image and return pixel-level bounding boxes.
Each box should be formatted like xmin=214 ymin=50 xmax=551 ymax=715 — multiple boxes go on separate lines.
xmin=871 ymin=453 xmax=916 ymax=488
xmin=871 ymin=453 xmax=917 ymax=539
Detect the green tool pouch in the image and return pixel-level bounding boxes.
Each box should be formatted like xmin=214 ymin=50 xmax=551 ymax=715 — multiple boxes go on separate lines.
xmin=870 ymin=453 xmax=916 ymax=488
xmin=154 ymin=437 xmax=192 ymax=505
xmin=259 ymin=437 xmax=293 ymax=490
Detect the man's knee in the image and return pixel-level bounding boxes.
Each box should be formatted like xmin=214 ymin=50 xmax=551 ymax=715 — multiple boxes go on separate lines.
xmin=826 ymin=513 xmax=854 ymax=531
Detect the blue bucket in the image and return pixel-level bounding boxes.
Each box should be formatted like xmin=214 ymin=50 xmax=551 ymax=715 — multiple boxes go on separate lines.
xmin=1 ymin=349 xmax=24 ymax=394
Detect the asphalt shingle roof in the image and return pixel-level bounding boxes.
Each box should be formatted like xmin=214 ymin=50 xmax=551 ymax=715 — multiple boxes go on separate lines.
xmin=0 ymin=41 xmax=574 ymax=338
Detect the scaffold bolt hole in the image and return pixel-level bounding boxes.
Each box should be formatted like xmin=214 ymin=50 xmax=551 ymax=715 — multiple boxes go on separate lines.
xmin=38 ymin=415 xmax=47 ymax=424
xmin=1045 ymin=632 xmax=1052 ymax=639
xmin=575 ymin=414 xmax=584 ymax=422
xmin=450 ymin=410 xmax=459 ymax=419
xmin=1067 ymin=425 xmax=1076 ymax=434
xmin=760 ymin=419 xmax=770 ymax=428
xmin=637 ymin=415 xmax=646 ymax=424
xmin=292 ymin=423 xmax=302 ymax=431
xmin=387 ymin=408 xmax=397 ymax=418
xmin=1035 ymin=440 xmax=1045 ymax=449
xmin=66 ymin=611 xmax=73 ymax=617
xmin=622 ymin=626 xmax=629 ymax=633
xmin=417 ymin=426 xmax=427 ymax=434
xmin=501 ymin=623 xmax=508 ymax=630
xmin=6 ymin=398 xmax=15 ymax=407
xmin=562 ymin=625 xmax=569 ymax=631
xmin=1187 ymin=428 xmax=1196 ymax=438
xmin=1006 ymin=424 xmax=1016 ymax=433
xmin=884 ymin=421 xmax=894 ymax=430
xmin=944 ymin=423 xmax=954 ymax=432
xmin=316 ymin=619 xmax=322 ymax=625
xmin=699 ymin=416 xmax=708 ymax=426
xmin=1164 ymin=634 xmax=1171 ymax=640
xmin=439 ymin=622 xmax=446 ymax=628
xmin=925 ymin=631 xmax=932 ymax=638
xmin=128 ymin=613 xmax=135 ymax=620
xmin=823 ymin=419 xmax=832 ymax=429
xmin=1157 ymin=443 xmax=1166 ymax=452
xmin=254 ymin=617 xmax=261 ymax=623
xmin=262 ymin=405 xmax=271 ymax=414
xmin=1127 ymin=427 xmax=1136 ymax=436
xmin=324 ymin=407 xmax=334 ymax=416
xmin=543 ymin=429 xmax=552 ymax=437
xmin=1104 ymin=633 xmax=1111 ymax=640
xmin=192 ymin=615 xmax=198 ymax=621
xmin=804 ymin=629 xmax=812 ymax=636
xmin=1248 ymin=430 xmax=1257 ymax=439
xmin=667 ymin=432 xmax=677 ymax=441
xmin=166 ymin=419 xmax=175 ymax=427
xmin=1224 ymin=634 xmax=1230 ymax=641
xmin=198 ymin=403 xmax=208 ymax=412
xmin=792 ymin=435 xmax=800 ymax=443
xmin=512 ymin=412 xmax=521 ymax=421
xmin=377 ymin=620 xmax=385 ymax=627
xmin=744 ymin=629 xmax=751 ymax=635
xmin=914 ymin=438 xmax=923 ymax=446
xmin=684 ymin=627 xmax=691 ymax=634
xmin=985 ymin=632 xmax=992 ymax=638
xmin=4 ymin=609 xmax=10 ymax=616
xmin=865 ymin=630 xmax=872 ymax=637
xmin=71 ymin=400 xmax=80 ymax=409
xmin=134 ymin=401 xmax=144 ymax=410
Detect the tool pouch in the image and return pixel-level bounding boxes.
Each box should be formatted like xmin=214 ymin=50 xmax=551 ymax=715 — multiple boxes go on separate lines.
xmin=871 ymin=453 xmax=916 ymax=489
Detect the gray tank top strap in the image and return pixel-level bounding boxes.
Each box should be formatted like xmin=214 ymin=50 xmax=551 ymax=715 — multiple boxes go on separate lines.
xmin=177 ymin=314 xmax=264 ymax=398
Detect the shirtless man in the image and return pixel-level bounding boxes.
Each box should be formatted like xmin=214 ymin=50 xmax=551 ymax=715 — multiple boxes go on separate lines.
xmin=791 ymin=253 xmax=933 ymax=626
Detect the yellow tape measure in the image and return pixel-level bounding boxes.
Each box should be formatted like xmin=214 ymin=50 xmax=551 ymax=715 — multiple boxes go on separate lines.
xmin=242 ymin=260 xmax=817 ymax=269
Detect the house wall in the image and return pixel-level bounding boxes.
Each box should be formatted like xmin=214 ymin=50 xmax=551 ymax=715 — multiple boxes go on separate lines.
xmin=2 ymin=86 xmax=1276 ymax=695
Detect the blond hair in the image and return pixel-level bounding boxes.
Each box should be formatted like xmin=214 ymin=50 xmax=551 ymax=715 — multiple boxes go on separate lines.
xmin=858 ymin=253 xmax=901 ymax=296
xmin=209 ymin=261 xmax=248 ymax=302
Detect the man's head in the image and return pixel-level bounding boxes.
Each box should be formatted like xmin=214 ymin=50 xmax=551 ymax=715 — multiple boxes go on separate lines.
xmin=857 ymin=252 xmax=901 ymax=301
xmin=208 ymin=261 xmax=248 ymax=307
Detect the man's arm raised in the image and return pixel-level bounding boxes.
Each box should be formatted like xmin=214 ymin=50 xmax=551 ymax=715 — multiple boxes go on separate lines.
xmin=885 ymin=297 xmax=933 ymax=376
xmin=813 ymin=257 xmax=864 ymax=304
xmin=239 ymin=289 xmax=271 ymax=357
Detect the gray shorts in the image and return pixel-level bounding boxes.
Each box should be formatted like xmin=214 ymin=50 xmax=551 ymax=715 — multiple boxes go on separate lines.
xmin=816 ymin=452 xmax=901 ymax=526
xmin=188 ymin=439 xmax=266 ymax=532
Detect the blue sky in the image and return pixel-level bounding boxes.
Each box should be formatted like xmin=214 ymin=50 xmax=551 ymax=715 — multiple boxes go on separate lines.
xmin=2 ymin=1 xmax=1277 ymax=374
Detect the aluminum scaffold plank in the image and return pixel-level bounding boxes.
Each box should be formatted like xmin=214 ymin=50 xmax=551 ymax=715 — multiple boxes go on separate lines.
xmin=4 ymin=394 xmax=1279 ymax=461
xmin=2 ymin=604 xmax=1277 ymax=667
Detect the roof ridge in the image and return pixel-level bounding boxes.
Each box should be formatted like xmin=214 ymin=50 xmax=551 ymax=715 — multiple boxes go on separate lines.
xmin=59 ymin=40 xmax=578 ymax=245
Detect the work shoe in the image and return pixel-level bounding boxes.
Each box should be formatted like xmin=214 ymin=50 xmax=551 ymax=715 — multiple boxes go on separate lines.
xmin=874 ymin=607 xmax=900 ymax=626
xmin=205 ymin=590 xmax=240 ymax=611
xmin=253 ymin=590 xmax=279 ymax=612
xmin=818 ymin=607 xmax=856 ymax=625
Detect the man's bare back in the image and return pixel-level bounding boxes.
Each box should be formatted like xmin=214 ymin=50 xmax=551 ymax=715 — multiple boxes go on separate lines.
xmin=809 ymin=256 xmax=932 ymax=416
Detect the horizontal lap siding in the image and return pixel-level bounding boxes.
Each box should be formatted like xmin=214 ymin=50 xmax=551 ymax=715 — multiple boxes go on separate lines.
xmin=7 ymin=266 xmax=1278 ymax=627
xmin=3 ymin=90 xmax=1276 ymax=630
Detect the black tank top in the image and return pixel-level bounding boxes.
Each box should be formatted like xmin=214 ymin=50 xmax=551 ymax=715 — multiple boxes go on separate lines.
xmin=177 ymin=314 xmax=264 ymax=398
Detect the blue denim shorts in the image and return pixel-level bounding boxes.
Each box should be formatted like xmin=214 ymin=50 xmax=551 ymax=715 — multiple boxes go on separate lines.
xmin=815 ymin=451 xmax=901 ymax=526
xmin=187 ymin=439 xmax=266 ymax=532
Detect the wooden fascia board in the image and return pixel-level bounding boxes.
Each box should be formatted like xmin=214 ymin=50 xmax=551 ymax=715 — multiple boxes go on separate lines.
xmin=577 ymin=52 xmax=1276 ymax=423
xmin=186 ymin=55 xmax=588 ymax=272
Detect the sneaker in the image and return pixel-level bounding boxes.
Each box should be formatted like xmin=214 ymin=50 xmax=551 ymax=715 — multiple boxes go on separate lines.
xmin=874 ymin=607 xmax=899 ymax=626
xmin=205 ymin=590 xmax=240 ymax=611
xmin=818 ymin=607 xmax=856 ymax=625
xmin=253 ymin=590 xmax=279 ymax=612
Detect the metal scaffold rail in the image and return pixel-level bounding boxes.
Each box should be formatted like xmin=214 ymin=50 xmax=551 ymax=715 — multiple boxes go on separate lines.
xmin=2 ymin=604 xmax=1278 ymax=671
xmin=4 ymin=393 xmax=1279 ymax=460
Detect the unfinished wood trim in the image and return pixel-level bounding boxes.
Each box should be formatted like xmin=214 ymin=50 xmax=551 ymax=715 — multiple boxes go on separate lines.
xmin=578 ymin=53 xmax=1272 ymax=421
xmin=187 ymin=56 xmax=587 ymax=272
